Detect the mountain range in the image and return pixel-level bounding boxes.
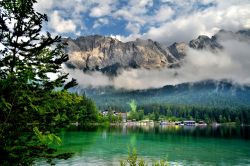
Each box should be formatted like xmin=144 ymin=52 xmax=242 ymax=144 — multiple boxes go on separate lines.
xmin=64 ymin=29 xmax=250 ymax=75
xmin=72 ymin=80 xmax=250 ymax=110
xmin=64 ymin=29 xmax=250 ymax=110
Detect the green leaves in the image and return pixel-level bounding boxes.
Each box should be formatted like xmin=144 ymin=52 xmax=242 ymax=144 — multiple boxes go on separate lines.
xmin=127 ymin=148 xmax=138 ymax=166
xmin=0 ymin=96 xmax=12 ymax=111
xmin=0 ymin=0 xmax=98 ymax=165
xmin=0 ymin=0 xmax=70 ymax=90
xmin=33 ymin=127 xmax=62 ymax=145
xmin=119 ymin=148 xmax=169 ymax=166
xmin=128 ymin=100 xmax=137 ymax=113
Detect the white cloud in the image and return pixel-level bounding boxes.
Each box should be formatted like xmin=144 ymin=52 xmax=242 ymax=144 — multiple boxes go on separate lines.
xmin=35 ymin=0 xmax=92 ymax=35
xmin=108 ymin=0 xmax=250 ymax=45
xmin=144 ymin=2 xmax=250 ymax=45
xmin=50 ymin=11 xmax=77 ymax=33
xmin=89 ymin=0 xmax=117 ymax=17
xmin=64 ymin=65 xmax=112 ymax=88
xmin=34 ymin=0 xmax=54 ymax=13
xmin=145 ymin=16 xmax=206 ymax=45
xmin=90 ymin=5 xmax=111 ymax=17
xmin=153 ymin=6 xmax=174 ymax=22
xmin=113 ymin=9 xmax=146 ymax=25
xmin=35 ymin=0 xmax=90 ymax=14
xmin=110 ymin=34 xmax=122 ymax=41
xmin=110 ymin=34 xmax=143 ymax=42
xmin=126 ymin=22 xmax=141 ymax=34
xmin=93 ymin=18 xmax=109 ymax=28
xmin=113 ymin=0 xmax=153 ymax=26
xmin=35 ymin=0 xmax=250 ymax=47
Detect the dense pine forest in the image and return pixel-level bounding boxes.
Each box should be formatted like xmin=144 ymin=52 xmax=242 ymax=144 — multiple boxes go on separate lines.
xmin=81 ymin=80 xmax=250 ymax=124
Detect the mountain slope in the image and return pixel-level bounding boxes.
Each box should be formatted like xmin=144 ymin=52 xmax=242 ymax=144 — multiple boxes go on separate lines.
xmin=64 ymin=29 xmax=250 ymax=75
xmin=65 ymin=36 xmax=178 ymax=74
xmin=72 ymin=80 xmax=250 ymax=110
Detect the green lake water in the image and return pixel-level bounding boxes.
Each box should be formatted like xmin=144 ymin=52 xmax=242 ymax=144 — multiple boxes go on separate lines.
xmin=35 ymin=125 xmax=250 ymax=166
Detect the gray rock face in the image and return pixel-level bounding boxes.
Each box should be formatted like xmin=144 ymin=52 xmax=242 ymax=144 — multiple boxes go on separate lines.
xmin=214 ymin=29 xmax=250 ymax=43
xmin=189 ymin=35 xmax=222 ymax=50
xmin=65 ymin=35 xmax=179 ymax=74
xmin=168 ymin=42 xmax=187 ymax=59
xmin=189 ymin=29 xmax=250 ymax=50
xmin=237 ymin=29 xmax=250 ymax=37
xmin=65 ymin=29 xmax=249 ymax=74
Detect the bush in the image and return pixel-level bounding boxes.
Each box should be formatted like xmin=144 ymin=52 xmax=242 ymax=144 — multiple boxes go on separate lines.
xmin=120 ymin=148 xmax=169 ymax=166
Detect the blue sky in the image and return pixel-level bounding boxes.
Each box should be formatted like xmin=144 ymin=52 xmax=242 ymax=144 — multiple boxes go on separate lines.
xmin=35 ymin=0 xmax=250 ymax=45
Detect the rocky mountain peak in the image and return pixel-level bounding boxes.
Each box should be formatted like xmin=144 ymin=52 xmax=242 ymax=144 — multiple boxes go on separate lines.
xmin=65 ymin=29 xmax=249 ymax=75
xmin=65 ymin=36 xmax=178 ymax=74
xmin=237 ymin=29 xmax=250 ymax=37
xmin=168 ymin=42 xmax=187 ymax=60
xmin=189 ymin=35 xmax=221 ymax=50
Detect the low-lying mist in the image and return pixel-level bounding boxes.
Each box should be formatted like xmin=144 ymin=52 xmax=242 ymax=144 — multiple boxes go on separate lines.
xmin=64 ymin=38 xmax=250 ymax=90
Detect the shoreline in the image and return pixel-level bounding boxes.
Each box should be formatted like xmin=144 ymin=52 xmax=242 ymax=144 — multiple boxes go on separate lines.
xmin=71 ymin=121 xmax=250 ymax=127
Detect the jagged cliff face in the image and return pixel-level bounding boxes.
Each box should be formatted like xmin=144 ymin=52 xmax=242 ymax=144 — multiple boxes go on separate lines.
xmin=189 ymin=35 xmax=222 ymax=50
xmin=168 ymin=42 xmax=187 ymax=59
xmin=65 ymin=36 xmax=179 ymax=74
xmin=65 ymin=29 xmax=250 ymax=74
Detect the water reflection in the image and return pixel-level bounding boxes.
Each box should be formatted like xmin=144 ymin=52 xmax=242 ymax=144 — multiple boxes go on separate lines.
xmin=87 ymin=125 xmax=250 ymax=140
xmin=35 ymin=125 xmax=250 ymax=166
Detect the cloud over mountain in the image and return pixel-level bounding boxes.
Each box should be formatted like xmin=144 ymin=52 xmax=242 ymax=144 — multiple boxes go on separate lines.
xmin=33 ymin=0 xmax=250 ymax=90
xmin=35 ymin=0 xmax=250 ymax=44
xmin=64 ymin=30 xmax=250 ymax=90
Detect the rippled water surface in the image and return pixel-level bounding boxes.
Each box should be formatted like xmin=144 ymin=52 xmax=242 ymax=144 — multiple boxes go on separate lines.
xmin=35 ymin=125 xmax=250 ymax=166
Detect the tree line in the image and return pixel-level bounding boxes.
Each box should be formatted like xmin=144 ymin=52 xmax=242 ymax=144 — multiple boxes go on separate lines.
xmin=106 ymin=100 xmax=250 ymax=124
xmin=139 ymin=103 xmax=250 ymax=124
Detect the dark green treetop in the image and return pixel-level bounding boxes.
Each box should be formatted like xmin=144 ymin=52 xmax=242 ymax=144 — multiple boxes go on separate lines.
xmin=0 ymin=0 xmax=76 ymax=89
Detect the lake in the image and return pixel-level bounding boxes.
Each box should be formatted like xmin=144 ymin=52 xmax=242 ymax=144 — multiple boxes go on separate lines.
xmin=35 ymin=125 xmax=250 ymax=166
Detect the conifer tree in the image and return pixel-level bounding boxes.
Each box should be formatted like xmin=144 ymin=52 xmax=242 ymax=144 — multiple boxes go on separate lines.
xmin=0 ymin=0 xmax=77 ymax=164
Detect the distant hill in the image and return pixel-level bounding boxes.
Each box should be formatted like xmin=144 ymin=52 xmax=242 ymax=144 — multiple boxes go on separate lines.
xmin=71 ymin=80 xmax=250 ymax=111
